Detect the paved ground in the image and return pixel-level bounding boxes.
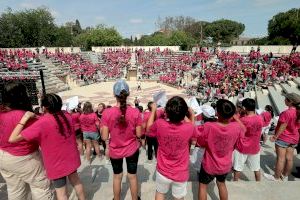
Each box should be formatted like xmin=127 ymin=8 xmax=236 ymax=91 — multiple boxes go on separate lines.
xmin=58 ymin=81 xmax=187 ymax=108
xmin=1 ymin=82 xmax=300 ymax=199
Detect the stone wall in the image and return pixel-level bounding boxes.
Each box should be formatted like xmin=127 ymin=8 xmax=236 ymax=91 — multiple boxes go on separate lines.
xmin=92 ymin=46 xmax=180 ymax=52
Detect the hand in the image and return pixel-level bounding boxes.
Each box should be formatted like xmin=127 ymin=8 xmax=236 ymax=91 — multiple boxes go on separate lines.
xmin=105 ymin=148 xmax=109 ymax=158
xmin=232 ymin=114 xmax=239 ymax=121
xmin=269 ymin=135 xmax=277 ymax=142
xmin=151 ymin=103 xmax=157 ymax=111
xmin=188 ymin=107 xmax=195 ymax=117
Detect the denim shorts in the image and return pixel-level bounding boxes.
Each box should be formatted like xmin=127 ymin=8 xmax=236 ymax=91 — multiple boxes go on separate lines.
xmin=83 ymin=132 xmax=100 ymax=141
xmin=275 ymin=139 xmax=297 ymax=148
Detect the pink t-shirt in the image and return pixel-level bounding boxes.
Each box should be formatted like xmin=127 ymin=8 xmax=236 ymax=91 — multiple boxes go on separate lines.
xmin=0 ymin=110 xmax=39 ymax=156
xmin=197 ymin=122 xmax=243 ymax=175
xmin=101 ymin=106 xmax=142 ymax=159
xmin=79 ymin=113 xmax=99 ymax=132
xmin=236 ymin=115 xmax=264 ymax=154
xmin=148 ymin=119 xmax=198 ymax=182
xmin=261 ymin=111 xmax=272 ymax=127
xmin=71 ymin=112 xmax=81 ymax=131
xmin=21 ymin=112 xmax=81 ymax=180
xmin=277 ymin=107 xmax=300 ymax=144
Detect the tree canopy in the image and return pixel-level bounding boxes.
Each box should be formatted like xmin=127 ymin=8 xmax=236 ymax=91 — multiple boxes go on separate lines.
xmin=204 ymin=19 xmax=245 ymax=44
xmin=268 ymin=8 xmax=300 ymax=45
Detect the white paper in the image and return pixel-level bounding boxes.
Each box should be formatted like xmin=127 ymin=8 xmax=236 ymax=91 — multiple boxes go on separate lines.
xmin=153 ymin=91 xmax=167 ymax=108
xmin=187 ymin=96 xmax=202 ymax=116
xmin=65 ymin=96 xmax=79 ymax=110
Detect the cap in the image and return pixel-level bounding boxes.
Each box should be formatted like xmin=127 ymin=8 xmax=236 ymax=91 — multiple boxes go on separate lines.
xmin=201 ymin=105 xmax=216 ymax=119
xmin=283 ymin=92 xmax=300 ymax=105
xmin=113 ymin=79 xmax=129 ymax=96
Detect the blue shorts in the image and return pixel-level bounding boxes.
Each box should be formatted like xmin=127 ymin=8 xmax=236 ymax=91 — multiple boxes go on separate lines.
xmin=83 ymin=132 xmax=100 ymax=141
xmin=275 ymin=139 xmax=297 ymax=148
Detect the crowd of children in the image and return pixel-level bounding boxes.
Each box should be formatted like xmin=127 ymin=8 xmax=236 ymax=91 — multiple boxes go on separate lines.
xmin=1 ymin=79 xmax=300 ymax=200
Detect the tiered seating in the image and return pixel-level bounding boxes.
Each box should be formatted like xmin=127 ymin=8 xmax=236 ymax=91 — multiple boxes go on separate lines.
xmin=98 ymin=49 xmax=131 ymax=79
xmin=268 ymin=85 xmax=287 ymax=114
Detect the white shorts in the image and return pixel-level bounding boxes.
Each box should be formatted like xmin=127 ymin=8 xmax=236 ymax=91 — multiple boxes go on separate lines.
xmin=156 ymin=171 xmax=187 ymax=199
xmin=233 ymin=150 xmax=260 ymax=171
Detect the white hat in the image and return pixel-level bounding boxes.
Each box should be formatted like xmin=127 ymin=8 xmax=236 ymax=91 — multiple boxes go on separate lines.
xmin=201 ymin=105 xmax=216 ymax=119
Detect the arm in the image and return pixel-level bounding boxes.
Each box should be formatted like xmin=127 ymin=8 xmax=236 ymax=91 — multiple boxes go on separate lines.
xmin=146 ymin=103 xmax=157 ymax=133
xmin=184 ymin=107 xmax=195 ymax=123
xmin=136 ymin=126 xmax=142 ymax=138
xmin=233 ymin=114 xmax=246 ymax=133
xmin=270 ymin=123 xmax=287 ymax=142
xmin=9 ymin=112 xmax=35 ymax=143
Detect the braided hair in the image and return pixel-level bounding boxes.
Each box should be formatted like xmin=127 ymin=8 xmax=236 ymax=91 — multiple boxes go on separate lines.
xmin=41 ymin=94 xmax=71 ymax=137
xmin=116 ymin=90 xmax=129 ymax=126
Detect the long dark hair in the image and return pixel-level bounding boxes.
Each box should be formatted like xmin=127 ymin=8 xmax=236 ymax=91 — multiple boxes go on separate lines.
xmin=1 ymin=83 xmax=33 ymax=112
xmin=265 ymin=105 xmax=274 ymax=118
xmin=116 ymin=90 xmax=129 ymax=126
xmin=41 ymin=93 xmax=71 ymax=137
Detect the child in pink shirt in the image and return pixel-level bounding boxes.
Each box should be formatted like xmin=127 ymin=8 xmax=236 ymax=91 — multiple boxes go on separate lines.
xmin=197 ymin=99 xmax=244 ymax=200
xmin=71 ymin=109 xmax=83 ymax=155
xmin=233 ymin=98 xmax=264 ymax=181
xmin=9 ymin=94 xmax=85 ymax=200
xmin=101 ymin=80 xmax=142 ymax=200
xmin=79 ymin=101 xmax=100 ymax=163
xmin=147 ymin=96 xmax=198 ymax=200
xmin=264 ymin=93 xmax=300 ymax=181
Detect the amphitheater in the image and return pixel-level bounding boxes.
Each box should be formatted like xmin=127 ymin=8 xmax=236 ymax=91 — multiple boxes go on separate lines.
xmin=1 ymin=45 xmax=300 ymax=200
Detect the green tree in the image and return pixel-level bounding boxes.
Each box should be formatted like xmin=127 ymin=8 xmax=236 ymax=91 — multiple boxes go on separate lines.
xmin=53 ymin=26 xmax=73 ymax=46
xmin=0 ymin=7 xmax=57 ymax=47
xmin=74 ymin=25 xmax=122 ymax=50
xmin=204 ymin=19 xmax=245 ymax=44
xmin=268 ymin=8 xmax=300 ymax=45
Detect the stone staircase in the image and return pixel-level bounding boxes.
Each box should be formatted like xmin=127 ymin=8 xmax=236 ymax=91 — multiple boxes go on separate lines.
xmin=37 ymin=56 xmax=69 ymax=94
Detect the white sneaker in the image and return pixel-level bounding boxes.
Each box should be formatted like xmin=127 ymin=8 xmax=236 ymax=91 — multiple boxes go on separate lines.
xmin=281 ymin=175 xmax=288 ymax=181
xmin=264 ymin=173 xmax=281 ymax=181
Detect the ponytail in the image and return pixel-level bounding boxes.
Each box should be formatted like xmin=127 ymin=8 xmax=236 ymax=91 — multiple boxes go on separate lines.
xmin=117 ymin=90 xmax=129 ymax=126
xmin=295 ymin=104 xmax=300 ymax=123
xmin=41 ymin=94 xmax=72 ymax=137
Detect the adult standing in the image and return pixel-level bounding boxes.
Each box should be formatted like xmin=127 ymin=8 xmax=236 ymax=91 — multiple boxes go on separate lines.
xmin=0 ymin=83 xmax=53 ymax=200
xmin=9 ymin=93 xmax=85 ymax=200
xmin=101 ymin=80 xmax=142 ymax=200
xmin=264 ymin=93 xmax=300 ymax=181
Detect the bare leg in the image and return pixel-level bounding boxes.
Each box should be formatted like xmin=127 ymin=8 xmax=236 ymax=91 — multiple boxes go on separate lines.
xmin=233 ymin=171 xmax=241 ymax=181
xmin=76 ymin=138 xmax=84 ymax=155
xmin=198 ymin=183 xmax=207 ymax=200
xmin=155 ymin=191 xmax=165 ymax=200
xmin=283 ymin=147 xmax=295 ymax=177
xmin=274 ymin=145 xmax=287 ymax=179
xmin=127 ymin=173 xmax=138 ymax=200
xmin=85 ymin=140 xmax=92 ymax=163
xmin=216 ymin=181 xmax=228 ymax=200
xmin=55 ymin=186 xmax=68 ymax=200
xmin=68 ymin=172 xmax=85 ymax=200
xmin=92 ymin=140 xmax=101 ymax=156
xmin=113 ymin=173 xmax=123 ymax=200
xmin=254 ymin=171 xmax=261 ymax=181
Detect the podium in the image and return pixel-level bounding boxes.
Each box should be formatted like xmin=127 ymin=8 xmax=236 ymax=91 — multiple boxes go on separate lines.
xmin=127 ymin=69 xmax=137 ymax=81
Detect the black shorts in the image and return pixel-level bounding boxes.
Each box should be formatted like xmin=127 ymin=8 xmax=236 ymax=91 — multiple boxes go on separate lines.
xmin=198 ymin=167 xmax=228 ymax=184
xmin=75 ymin=129 xmax=82 ymax=139
xmin=110 ymin=150 xmax=139 ymax=174
xmin=52 ymin=171 xmax=77 ymax=188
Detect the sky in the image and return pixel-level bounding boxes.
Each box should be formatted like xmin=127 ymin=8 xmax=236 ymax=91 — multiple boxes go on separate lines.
xmin=0 ymin=0 xmax=299 ymax=38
